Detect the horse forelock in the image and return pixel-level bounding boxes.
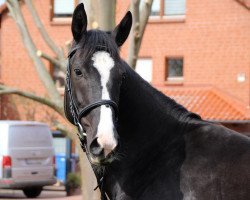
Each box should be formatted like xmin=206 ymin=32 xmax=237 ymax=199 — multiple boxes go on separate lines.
xmin=77 ymin=30 xmax=119 ymax=61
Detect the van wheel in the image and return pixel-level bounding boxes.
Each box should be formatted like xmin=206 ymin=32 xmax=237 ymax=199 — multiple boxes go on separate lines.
xmin=23 ymin=187 xmax=42 ymax=198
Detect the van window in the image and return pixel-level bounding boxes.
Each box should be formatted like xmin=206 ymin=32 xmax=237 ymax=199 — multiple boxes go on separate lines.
xmin=8 ymin=125 xmax=52 ymax=148
xmin=53 ymin=138 xmax=67 ymax=154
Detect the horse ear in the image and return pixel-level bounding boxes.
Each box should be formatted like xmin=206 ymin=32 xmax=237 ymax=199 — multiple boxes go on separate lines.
xmin=112 ymin=11 xmax=132 ymax=47
xmin=71 ymin=3 xmax=87 ymax=42
xmin=64 ymin=86 xmax=75 ymax=125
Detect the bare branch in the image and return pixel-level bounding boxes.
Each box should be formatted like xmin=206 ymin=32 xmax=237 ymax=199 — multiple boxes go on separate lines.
xmin=65 ymin=40 xmax=72 ymax=53
xmin=127 ymin=0 xmax=141 ymax=69
xmin=5 ymin=1 xmax=15 ymax=18
xmin=138 ymin=0 xmax=154 ymax=52
xmin=24 ymin=0 xmax=65 ymax=60
xmin=6 ymin=0 xmax=62 ymax=104
xmin=37 ymin=50 xmax=66 ymax=73
xmin=0 ymin=85 xmax=64 ymax=116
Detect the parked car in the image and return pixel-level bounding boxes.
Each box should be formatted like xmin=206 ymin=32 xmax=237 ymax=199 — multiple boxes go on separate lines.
xmin=0 ymin=121 xmax=56 ymax=198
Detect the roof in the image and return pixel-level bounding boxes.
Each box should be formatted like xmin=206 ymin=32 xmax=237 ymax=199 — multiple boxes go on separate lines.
xmin=157 ymin=86 xmax=250 ymax=122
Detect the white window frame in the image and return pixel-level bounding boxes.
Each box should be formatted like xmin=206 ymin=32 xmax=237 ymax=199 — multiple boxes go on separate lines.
xmin=146 ymin=0 xmax=186 ymax=21
xmin=135 ymin=58 xmax=153 ymax=83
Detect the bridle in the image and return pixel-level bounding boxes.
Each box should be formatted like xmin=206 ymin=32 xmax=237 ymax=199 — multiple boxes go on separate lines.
xmin=66 ymin=45 xmax=119 ymax=139
xmin=65 ymin=45 xmax=118 ymax=200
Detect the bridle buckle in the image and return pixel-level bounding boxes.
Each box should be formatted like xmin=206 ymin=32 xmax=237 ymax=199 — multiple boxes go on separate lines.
xmin=77 ymin=122 xmax=87 ymax=137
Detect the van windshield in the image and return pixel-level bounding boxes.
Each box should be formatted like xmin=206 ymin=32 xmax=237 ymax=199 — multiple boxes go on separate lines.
xmin=9 ymin=125 xmax=53 ymax=147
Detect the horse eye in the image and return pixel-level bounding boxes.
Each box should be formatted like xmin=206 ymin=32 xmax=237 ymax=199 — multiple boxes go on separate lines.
xmin=74 ymin=69 xmax=83 ymax=76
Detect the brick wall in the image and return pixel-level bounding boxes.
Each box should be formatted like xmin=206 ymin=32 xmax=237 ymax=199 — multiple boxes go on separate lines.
xmin=133 ymin=0 xmax=250 ymax=105
xmin=0 ymin=0 xmax=249 ymax=121
xmin=0 ymin=0 xmax=72 ymax=123
xmin=1 ymin=0 xmax=71 ymax=95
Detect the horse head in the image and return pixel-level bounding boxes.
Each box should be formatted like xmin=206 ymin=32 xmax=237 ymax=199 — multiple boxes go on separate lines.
xmin=64 ymin=3 xmax=132 ymax=166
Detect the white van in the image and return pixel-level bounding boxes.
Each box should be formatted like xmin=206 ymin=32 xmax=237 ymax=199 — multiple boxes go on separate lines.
xmin=0 ymin=121 xmax=56 ymax=198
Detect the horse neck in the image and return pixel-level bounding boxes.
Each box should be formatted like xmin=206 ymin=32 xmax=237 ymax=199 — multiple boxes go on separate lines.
xmin=104 ymin=63 xmax=202 ymax=198
xmin=104 ymin=63 xmax=195 ymax=198
xmin=118 ymin=63 xmax=192 ymax=145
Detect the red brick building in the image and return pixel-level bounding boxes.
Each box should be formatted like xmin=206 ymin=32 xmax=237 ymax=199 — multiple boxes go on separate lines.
xmin=0 ymin=0 xmax=250 ymax=134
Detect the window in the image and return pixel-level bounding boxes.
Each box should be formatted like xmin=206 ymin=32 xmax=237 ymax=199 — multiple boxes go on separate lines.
xmin=51 ymin=0 xmax=84 ymax=20
xmin=147 ymin=0 xmax=186 ymax=18
xmin=53 ymin=0 xmax=75 ymax=18
xmin=135 ymin=58 xmax=153 ymax=82
xmin=53 ymin=138 xmax=67 ymax=154
xmin=151 ymin=0 xmax=161 ymax=16
xmin=165 ymin=58 xmax=183 ymax=82
xmin=164 ymin=0 xmax=186 ymax=16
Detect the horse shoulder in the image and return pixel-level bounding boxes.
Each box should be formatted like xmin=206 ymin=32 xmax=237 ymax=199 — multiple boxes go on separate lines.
xmin=180 ymin=123 xmax=250 ymax=200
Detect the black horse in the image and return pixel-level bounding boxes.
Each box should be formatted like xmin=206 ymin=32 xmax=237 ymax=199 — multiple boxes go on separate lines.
xmin=64 ymin=3 xmax=250 ymax=200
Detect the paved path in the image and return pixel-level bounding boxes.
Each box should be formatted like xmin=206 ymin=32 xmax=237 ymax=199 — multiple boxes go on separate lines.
xmin=0 ymin=189 xmax=81 ymax=200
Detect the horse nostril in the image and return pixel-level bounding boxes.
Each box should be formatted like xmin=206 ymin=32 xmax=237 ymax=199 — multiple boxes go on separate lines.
xmin=90 ymin=138 xmax=103 ymax=157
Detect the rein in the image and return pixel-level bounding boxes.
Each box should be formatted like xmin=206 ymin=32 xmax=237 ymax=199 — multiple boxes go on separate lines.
xmin=66 ymin=45 xmax=117 ymax=200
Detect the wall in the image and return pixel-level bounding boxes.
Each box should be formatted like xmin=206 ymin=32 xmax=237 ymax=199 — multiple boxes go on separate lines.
xmin=133 ymin=0 xmax=250 ymax=106
xmin=0 ymin=0 xmax=249 ymax=121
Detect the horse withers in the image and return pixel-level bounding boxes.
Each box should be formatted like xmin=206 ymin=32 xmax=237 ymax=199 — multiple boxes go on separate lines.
xmin=64 ymin=3 xmax=250 ymax=200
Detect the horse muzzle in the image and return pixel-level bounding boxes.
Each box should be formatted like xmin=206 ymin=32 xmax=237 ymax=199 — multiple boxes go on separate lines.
xmin=89 ymin=137 xmax=119 ymax=165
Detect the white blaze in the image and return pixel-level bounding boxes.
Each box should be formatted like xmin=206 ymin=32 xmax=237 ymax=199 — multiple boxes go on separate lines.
xmin=92 ymin=51 xmax=117 ymax=156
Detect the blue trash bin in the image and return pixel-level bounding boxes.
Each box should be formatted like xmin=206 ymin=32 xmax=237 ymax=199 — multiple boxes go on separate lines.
xmin=55 ymin=153 xmax=67 ymax=183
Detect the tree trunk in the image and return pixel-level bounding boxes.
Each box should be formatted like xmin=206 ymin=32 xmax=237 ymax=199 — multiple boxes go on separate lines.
xmin=81 ymin=0 xmax=116 ymax=31
xmin=96 ymin=0 xmax=116 ymax=31
xmin=79 ymin=145 xmax=101 ymax=200
xmin=127 ymin=0 xmax=154 ymax=69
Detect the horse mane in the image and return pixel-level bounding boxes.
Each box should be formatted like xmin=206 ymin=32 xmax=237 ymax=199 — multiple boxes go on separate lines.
xmin=149 ymin=83 xmax=202 ymax=123
xmin=122 ymin=61 xmax=202 ymax=127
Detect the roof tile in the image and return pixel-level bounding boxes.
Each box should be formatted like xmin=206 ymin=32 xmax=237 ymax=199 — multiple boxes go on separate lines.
xmin=157 ymin=86 xmax=250 ymax=122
